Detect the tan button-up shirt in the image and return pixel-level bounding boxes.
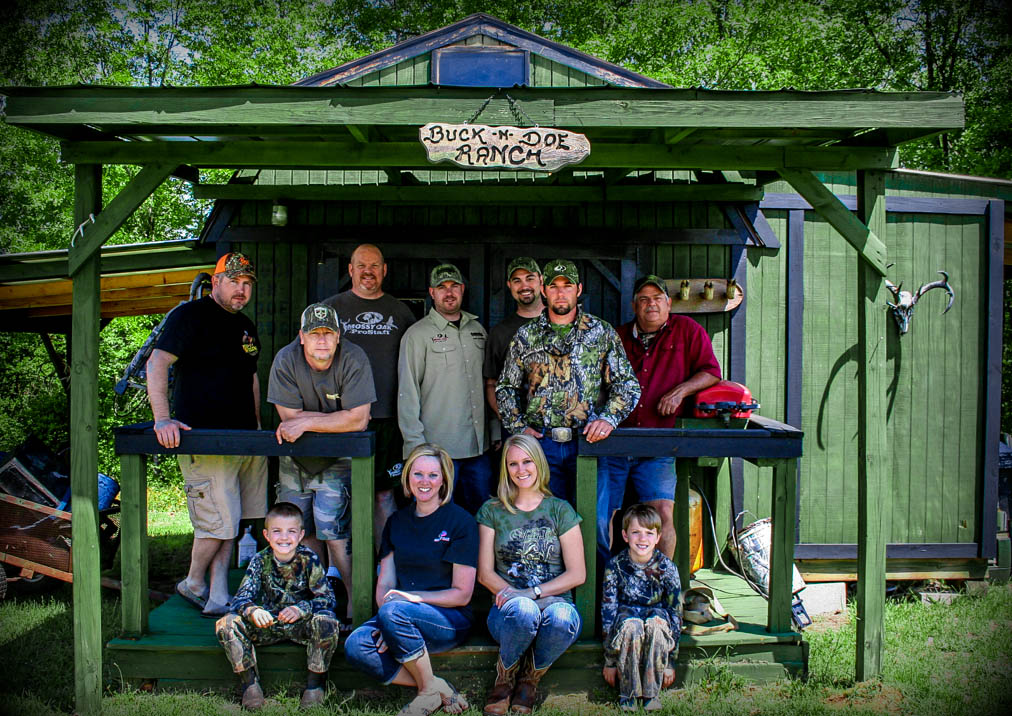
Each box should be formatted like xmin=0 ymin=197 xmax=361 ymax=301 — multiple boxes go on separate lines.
xmin=398 ymin=307 xmax=489 ymax=459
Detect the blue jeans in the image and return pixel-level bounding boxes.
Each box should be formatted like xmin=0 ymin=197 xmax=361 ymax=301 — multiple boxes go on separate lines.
xmin=596 ymin=457 xmax=676 ymax=560
xmin=538 ymin=435 xmax=578 ymax=506
xmin=487 ymin=596 xmax=581 ymax=670
xmin=344 ymin=601 xmax=473 ymax=684
xmin=452 ymin=453 xmax=494 ymax=515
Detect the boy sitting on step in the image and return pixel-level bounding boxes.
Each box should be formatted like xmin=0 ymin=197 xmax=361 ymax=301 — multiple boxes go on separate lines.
xmin=601 ymin=503 xmax=683 ymax=711
xmin=215 ymin=501 xmax=339 ymax=710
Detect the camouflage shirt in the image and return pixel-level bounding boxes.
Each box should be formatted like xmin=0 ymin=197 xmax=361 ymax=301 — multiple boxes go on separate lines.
xmin=496 ymin=309 xmax=640 ymax=434
xmin=231 ymin=545 xmax=336 ymax=619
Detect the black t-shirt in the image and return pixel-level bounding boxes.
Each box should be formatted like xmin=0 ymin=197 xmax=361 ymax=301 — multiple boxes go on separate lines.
xmin=380 ymin=502 xmax=477 ymax=596
xmin=483 ymin=312 xmax=538 ymax=381
xmin=324 ymin=291 xmax=416 ymax=420
xmin=155 ymin=295 xmax=260 ymax=430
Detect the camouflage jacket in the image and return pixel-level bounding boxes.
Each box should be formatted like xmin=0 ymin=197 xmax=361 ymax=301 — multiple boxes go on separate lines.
xmin=601 ymin=549 xmax=682 ymax=666
xmin=496 ymin=309 xmax=640 ymax=434
xmin=231 ymin=545 xmax=336 ymax=619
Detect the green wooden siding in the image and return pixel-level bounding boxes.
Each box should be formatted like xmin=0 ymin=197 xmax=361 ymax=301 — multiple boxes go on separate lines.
xmin=227 ymin=166 xmax=992 ymax=550
xmin=347 ymin=38 xmax=610 ymax=88
xmin=742 ymin=172 xmax=990 ymax=546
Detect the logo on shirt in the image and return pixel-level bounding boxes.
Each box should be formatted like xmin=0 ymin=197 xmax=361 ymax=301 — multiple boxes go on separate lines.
xmin=431 ymin=333 xmax=448 ymax=343
xmin=434 ymin=530 xmax=450 ymax=543
xmin=325 ymin=392 xmax=340 ymax=401
xmin=241 ymin=331 xmax=259 ymax=356
xmin=341 ymin=312 xmax=399 ymax=336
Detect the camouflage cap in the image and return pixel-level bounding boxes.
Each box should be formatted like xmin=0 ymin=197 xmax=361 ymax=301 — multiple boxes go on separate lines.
xmin=214 ymin=252 xmax=257 ymax=281
xmin=429 ymin=263 xmax=465 ymax=287
xmin=543 ymin=259 xmax=580 ymax=285
xmin=300 ymin=303 xmax=340 ymax=333
xmin=506 ymin=256 xmax=541 ymax=280
xmin=633 ymin=274 xmax=668 ymax=297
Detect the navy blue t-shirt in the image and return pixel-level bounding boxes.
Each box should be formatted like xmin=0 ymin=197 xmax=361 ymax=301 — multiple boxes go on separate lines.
xmin=154 ymin=295 xmax=260 ymax=430
xmin=380 ymin=502 xmax=478 ymax=596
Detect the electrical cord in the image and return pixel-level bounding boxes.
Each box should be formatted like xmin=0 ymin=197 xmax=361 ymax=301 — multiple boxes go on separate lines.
xmin=689 ymin=478 xmax=768 ymax=601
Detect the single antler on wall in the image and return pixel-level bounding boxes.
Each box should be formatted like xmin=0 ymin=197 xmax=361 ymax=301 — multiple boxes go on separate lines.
xmin=883 ymin=270 xmax=955 ymax=335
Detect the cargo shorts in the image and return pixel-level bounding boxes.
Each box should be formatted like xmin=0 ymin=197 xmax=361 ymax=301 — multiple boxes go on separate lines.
xmin=276 ymin=456 xmax=352 ymax=541
xmin=179 ymin=454 xmax=268 ymax=540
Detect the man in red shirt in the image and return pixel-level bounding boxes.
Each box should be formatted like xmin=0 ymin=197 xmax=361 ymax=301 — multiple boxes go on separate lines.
xmin=598 ymin=275 xmax=721 ymax=559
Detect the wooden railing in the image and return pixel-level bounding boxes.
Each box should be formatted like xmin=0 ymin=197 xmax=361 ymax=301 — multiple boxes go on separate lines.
xmin=115 ymin=416 xmax=802 ymax=640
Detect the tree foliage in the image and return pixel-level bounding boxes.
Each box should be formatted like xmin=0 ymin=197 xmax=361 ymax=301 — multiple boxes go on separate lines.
xmin=0 ymin=0 xmax=1009 ymax=457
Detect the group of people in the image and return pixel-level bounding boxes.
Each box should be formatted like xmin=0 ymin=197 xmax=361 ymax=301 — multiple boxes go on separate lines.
xmin=146 ymin=243 xmax=722 ymax=713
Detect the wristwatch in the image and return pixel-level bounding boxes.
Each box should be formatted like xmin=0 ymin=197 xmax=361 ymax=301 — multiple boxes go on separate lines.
xmin=532 ymin=585 xmax=543 ymax=599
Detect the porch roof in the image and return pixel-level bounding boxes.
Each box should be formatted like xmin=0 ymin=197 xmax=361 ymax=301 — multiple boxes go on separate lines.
xmin=0 ymin=85 xmax=963 ymax=174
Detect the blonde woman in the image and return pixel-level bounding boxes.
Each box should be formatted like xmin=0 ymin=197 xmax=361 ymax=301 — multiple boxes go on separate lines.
xmin=476 ymin=434 xmax=586 ymax=715
xmin=344 ymin=443 xmax=475 ymax=716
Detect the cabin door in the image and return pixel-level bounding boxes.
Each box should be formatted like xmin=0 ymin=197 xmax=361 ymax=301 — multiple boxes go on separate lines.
xmin=488 ymin=243 xmax=640 ymax=330
xmin=311 ymin=241 xmax=487 ymax=323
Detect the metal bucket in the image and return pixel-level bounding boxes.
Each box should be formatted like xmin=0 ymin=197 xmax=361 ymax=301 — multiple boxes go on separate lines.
xmin=734 ymin=516 xmax=805 ymax=596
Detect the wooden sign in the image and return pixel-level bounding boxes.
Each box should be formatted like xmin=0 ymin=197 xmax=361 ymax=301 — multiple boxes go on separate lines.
xmin=419 ymin=122 xmax=590 ymax=172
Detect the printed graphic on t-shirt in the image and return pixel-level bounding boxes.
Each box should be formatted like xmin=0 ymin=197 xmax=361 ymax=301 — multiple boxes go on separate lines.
xmin=500 ymin=517 xmax=557 ymax=587
xmin=341 ymin=311 xmax=399 ymax=336
xmin=434 ymin=530 xmax=450 ymax=543
xmin=242 ymin=330 xmax=259 ymax=356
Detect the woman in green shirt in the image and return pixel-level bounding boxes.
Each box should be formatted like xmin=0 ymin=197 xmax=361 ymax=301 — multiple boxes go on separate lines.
xmin=476 ymin=434 xmax=586 ymax=715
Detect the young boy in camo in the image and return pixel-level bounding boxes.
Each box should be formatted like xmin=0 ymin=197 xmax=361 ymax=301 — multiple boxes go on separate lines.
xmin=215 ymin=502 xmax=339 ymax=710
xmin=601 ymin=503 xmax=682 ymax=711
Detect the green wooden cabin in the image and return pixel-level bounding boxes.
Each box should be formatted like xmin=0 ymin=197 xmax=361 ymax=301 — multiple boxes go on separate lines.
xmin=0 ymin=13 xmax=1003 ymax=714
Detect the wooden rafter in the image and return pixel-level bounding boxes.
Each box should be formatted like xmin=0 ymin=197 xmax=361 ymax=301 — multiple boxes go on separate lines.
xmin=61 ymin=140 xmax=898 ymax=171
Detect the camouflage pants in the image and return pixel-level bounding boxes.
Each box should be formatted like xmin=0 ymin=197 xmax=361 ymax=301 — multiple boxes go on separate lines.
xmin=215 ymin=612 xmax=340 ymax=673
xmin=608 ymin=615 xmax=676 ymax=699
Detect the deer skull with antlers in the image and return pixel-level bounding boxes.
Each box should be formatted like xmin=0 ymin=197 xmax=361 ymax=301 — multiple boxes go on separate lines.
xmin=883 ymin=271 xmax=954 ymax=335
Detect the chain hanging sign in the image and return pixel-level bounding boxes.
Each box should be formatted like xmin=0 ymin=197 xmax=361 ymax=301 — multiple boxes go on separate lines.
xmin=419 ymin=122 xmax=590 ymax=172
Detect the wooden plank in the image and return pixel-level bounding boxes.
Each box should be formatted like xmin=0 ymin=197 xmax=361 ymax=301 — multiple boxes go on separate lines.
xmin=762 ymin=193 xmax=990 ymax=215
xmin=0 ymin=243 xmax=215 ymax=283
xmin=855 ymin=169 xmax=889 ymax=681
xmin=0 ymin=280 xmax=193 ymax=307
xmin=980 ymin=199 xmax=1003 ymax=557
xmin=67 ymin=164 xmax=175 ymax=275
xmin=675 ymin=459 xmax=691 ymax=586
xmin=350 ymin=455 xmax=375 ymax=627
xmin=113 ymin=424 xmax=376 ymax=457
xmin=794 ymin=543 xmax=980 ymax=559
xmin=5 ymin=86 xmax=963 ymax=129
xmin=192 ymin=183 xmax=764 ymax=202
xmin=767 ymin=459 xmax=796 ymax=633
xmin=70 ymin=163 xmax=102 ymax=716
xmin=60 ymin=140 xmax=900 ymax=172
xmin=798 ymin=558 xmax=989 ymax=582
xmin=120 ymin=453 xmax=148 ymax=636
xmin=778 ymin=169 xmax=888 ymax=276
xmin=575 ymin=456 xmax=597 ymax=640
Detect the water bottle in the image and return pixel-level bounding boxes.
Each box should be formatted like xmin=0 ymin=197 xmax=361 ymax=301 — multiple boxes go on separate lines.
xmin=238 ymin=526 xmax=257 ymax=567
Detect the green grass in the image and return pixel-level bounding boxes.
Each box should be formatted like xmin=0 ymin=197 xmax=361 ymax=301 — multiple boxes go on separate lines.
xmin=3 ymin=583 xmax=1009 ymax=714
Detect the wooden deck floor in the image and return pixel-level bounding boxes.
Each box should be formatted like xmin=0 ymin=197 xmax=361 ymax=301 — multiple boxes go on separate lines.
xmin=107 ymin=568 xmax=806 ymax=693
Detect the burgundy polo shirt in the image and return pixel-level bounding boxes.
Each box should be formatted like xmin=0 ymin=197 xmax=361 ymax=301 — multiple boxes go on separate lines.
xmin=617 ymin=314 xmax=721 ymax=428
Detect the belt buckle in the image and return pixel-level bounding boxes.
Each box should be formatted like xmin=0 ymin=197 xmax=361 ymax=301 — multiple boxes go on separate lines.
xmin=550 ymin=427 xmax=572 ymax=443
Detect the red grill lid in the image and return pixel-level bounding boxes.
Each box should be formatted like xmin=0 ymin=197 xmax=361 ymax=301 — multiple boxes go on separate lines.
xmin=692 ymin=380 xmax=759 ymax=419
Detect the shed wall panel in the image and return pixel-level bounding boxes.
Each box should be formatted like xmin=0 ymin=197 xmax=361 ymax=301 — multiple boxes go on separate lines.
xmin=741 ymin=185 xmax=988 ymax=549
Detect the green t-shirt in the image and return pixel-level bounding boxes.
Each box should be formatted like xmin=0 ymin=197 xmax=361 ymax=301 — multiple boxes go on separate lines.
xmin=476 ymin=496 xmax=582 ymax=603
xmin=549 ymin=321 xmax=574 ymax=340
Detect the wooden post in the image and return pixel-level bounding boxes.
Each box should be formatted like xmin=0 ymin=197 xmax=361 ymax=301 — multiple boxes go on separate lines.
xmin=856 ymin=169 xmax=890 ymax=679
xmin=350 ymin=455 xmax=375 ymax=627
xmin=70 ymin=163 xmax=102 ymax=715
xmin=575 ymin=455 xmax=598 ymax=639
xmin=674 ymin=459 xmax=691 ymax=587
xmin=120 ymin=453 xmax=148 ymax=636
xmin=767 ymin=458 xmax=797 ymax=633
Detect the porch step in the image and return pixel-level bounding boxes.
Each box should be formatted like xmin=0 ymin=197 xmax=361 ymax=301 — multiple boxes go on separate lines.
xmin=107 ymin=569 xmax=806 ymax=691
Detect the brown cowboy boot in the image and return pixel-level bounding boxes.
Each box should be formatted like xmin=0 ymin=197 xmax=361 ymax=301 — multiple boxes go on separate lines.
xmin=483 ymin=656 xmax=520 ymax=716
xmin=511 ymin=652 xmax=550 ymax=714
